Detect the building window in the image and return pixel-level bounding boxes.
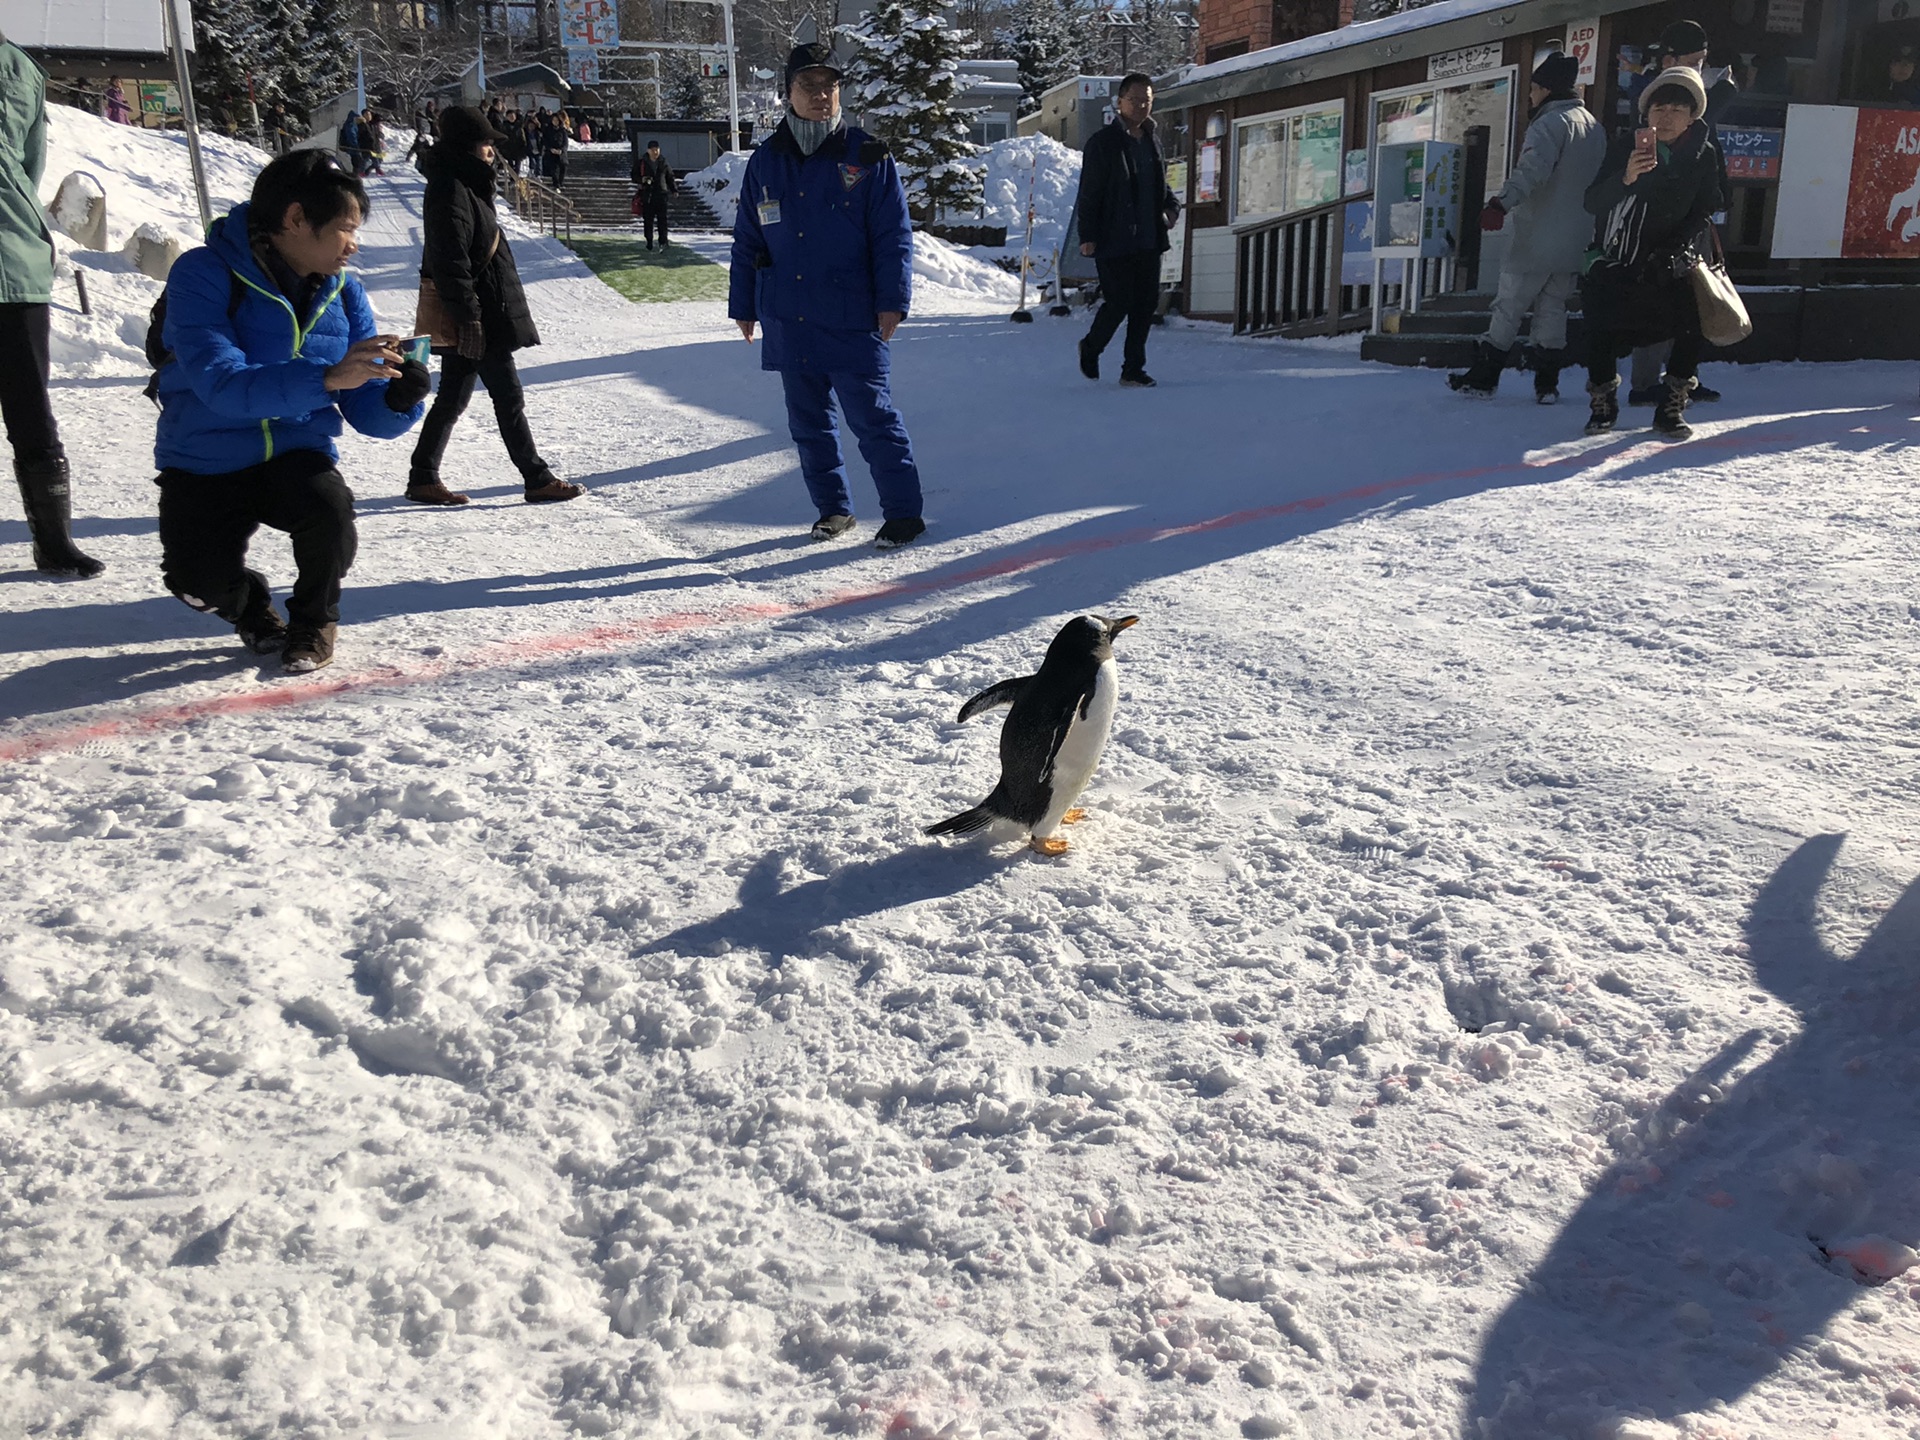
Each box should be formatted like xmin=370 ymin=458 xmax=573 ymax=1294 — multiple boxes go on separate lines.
xmin=1207 ymin=39 xmax=1251 ymax=63
xmin=1231 ymin=100 xmax=1344 ymax=222
xmin=1366 ymin=71 xmax=1515 ymax=194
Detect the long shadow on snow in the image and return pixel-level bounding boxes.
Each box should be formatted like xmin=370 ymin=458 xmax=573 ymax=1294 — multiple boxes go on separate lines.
xmin=1466 ymin=833 xmax=1920 ymax=1438
xmin=642 ymin=843 xmax=1013 ymax=961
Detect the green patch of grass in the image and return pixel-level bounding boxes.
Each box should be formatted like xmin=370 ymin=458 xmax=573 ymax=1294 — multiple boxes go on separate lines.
xmin=565 ymin=234 xmax=729 ymax=303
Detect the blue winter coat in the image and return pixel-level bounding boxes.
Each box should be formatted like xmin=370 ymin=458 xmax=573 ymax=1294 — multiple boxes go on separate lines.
xmin=728 ymin=121 xmax=912 ymax=375
xmin=155 ymin=202 xmax=423 ymax=474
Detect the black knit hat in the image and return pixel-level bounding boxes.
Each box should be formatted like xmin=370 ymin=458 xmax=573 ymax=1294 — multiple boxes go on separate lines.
xmin=1659 ymin=20 xmax=1708 ymax=56
xmin=438 ymin=105 xmax=508 ymax=150
xmin=784 ymin=42 xmax=842 ymax=94
xmin=1531 ymin=51 xmax=1580 ymax=94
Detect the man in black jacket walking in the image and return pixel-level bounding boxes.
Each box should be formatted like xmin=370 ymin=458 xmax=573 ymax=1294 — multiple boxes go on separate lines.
xmin=632 ymin=140 xmax=675 ymax=251
xmin=1073 ymin=73 xmax=1179 ymax=388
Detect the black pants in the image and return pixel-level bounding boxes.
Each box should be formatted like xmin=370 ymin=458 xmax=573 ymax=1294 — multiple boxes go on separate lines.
xmin=1087 ymin=251 xmax=1161 ymax=378
xmin=410 ymin=349 xmax=547 ymax=488
xmin=0 ymin=303 xmax=61 ymax=464
xmin=642 ymin=195 xmax=669 ymax=248
xmin=1581 ymin=267 xmax=1702 ymax=390
xmin=1588 ymin=329 xmax=1700 ymax=390
xmin=545 ymin=154 xmax=566 ymax=187
xmin=157 ymin=451 xmax=356 ymax=631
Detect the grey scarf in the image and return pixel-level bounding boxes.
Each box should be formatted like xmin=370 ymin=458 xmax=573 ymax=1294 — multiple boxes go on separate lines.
xmin=787 ymin=109 xmax=844 ymax=157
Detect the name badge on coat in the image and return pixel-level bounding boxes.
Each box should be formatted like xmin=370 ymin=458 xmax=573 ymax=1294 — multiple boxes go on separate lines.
xmin=757 ymin=186 xmax=782 ymax=226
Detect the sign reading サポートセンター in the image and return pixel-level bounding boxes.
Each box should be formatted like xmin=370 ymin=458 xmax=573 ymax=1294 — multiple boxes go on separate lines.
xmin=1771 ymin=104 xmax=1920 ymax=258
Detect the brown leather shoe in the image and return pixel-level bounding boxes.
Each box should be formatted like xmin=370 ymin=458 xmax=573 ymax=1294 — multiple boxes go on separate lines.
xmin=524 ymin=477 xmax=586 ymax=504
xmin=405 ymin=480 xmax=471 ymax=506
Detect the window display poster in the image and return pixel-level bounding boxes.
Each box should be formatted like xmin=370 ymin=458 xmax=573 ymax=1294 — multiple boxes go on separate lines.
xmin=1765 ymin=0 xmax=1805 ymax=32
xmin=1162 ymin=159 xmax=1188 ymax=286
xmin=1565 ymin=18 xmax=1600 ymax=86
xmin=1344 ymin=147 xmax=1369 ymax=195
xmin=1197 ymin=140 xmax=1221 ymax=203
xmin=1236 ymin=119 xmax=1288 ymax=217
xmin=1774 ymin=104 xmax=1920 ymax=257
xmin=138 ymin=81 xmax=181 ymax=119
xmin=1291 ymin=108 xmax=1344 ymax=211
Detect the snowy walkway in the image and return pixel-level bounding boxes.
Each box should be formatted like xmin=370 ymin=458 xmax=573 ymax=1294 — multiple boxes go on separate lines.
xmin=4 ymin=114 xmax=1920 ymax=1440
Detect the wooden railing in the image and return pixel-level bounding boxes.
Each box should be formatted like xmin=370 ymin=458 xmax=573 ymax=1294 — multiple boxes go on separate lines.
xmin=1233 ymin=192 xmax=1371 ymax=338
xmin=494 ymin=162 xmax=580 ymax=242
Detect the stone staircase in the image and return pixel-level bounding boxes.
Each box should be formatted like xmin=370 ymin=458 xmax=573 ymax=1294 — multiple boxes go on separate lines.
xmin=552 ymin=147 xmax=723 ymax=231
xmin=1359 ymin=293 xmax=1587 ymax=371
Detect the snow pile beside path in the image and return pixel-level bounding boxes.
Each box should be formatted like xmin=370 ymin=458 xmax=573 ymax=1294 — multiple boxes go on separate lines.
xmin=971 ymin=132 xmax=1081 ymax=262
xmin=39 ymin=108 xmax=272 ymax=379
xmin=687 ymin=149 xmax=1021 ymax=306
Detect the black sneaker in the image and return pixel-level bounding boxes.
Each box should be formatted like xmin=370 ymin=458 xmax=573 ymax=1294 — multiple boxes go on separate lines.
xmin=873 ymin=517 xmax=926 ymax=550
xmin=1077 ymin=337 xmax=1099 ymax=381
xmin=1626 ymin=385 xmax=1660 ymax=406
xmin=1687 ymin=381 xmax=1721 ymax=402
xmin=283 ymin=623 xmax=337 ymax=675
xmin=809 ymin=513 xmax=856 ymax=542
xmin=1119 ymin=371 xmax=1157 ymax=388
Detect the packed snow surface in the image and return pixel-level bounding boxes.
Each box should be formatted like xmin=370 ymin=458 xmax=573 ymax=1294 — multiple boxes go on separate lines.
xmin=4 ymin=106 xmax=1920 ymax=1440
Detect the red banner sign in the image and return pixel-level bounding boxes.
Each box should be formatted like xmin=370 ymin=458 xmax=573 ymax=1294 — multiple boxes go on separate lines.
xmin=1842 ymin=109 xmax=1920 ymax=258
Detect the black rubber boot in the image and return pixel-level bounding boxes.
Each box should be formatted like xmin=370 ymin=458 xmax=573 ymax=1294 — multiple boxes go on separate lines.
xmin=14 ymin=451 xmax=104 ymax=579
xmin=1532 ymin=349 xmax=1564 ymax=405
xmin=1447 ymin=340 xmax=1508 ymax=396
xmin=1584 ymin=378 xmax=1620 ymax=435
xmin=1652 ymin=375 xmax=1693 ymax=440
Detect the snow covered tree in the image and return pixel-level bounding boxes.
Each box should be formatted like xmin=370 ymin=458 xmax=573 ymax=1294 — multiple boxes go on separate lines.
xmin=842 ymin=0 xmax=984 ymax=223
xmin=190 ymin=0 xmax=267 ymax=135
xmin=298 ymin=0 xmax=357 ymax=110
xmin=1007 ymin=0 xmax=1082 ymax=114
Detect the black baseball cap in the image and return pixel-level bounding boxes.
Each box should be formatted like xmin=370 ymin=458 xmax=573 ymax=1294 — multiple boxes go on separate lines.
xmin=785 ymin=43 xmax=843 ymax=93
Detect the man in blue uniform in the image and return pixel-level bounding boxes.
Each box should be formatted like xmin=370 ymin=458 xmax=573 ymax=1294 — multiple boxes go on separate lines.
xmin=728 ymin=43 xmax=925 ymax=549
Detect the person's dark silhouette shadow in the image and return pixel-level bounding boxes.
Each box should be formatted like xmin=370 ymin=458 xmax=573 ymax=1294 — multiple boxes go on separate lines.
xmin=643 ymin=844 xmax=1011 ymax=961
xmin=1468 ymin=834 xmax=1920 ymax=1437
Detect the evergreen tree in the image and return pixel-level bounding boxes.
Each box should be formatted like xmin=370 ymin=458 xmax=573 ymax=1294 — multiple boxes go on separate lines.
xmin=299 ymin=0 xmax=356 ymax=110
xmin=842 ymin=0 xmax=984 ymax=222
xmin=1007 ymin=0 xmax=1081 ymax=114
xmin=190 ymin=0 xmax=266 ymax=134
xmin=252 ymin=0 xmax=315 ymax=111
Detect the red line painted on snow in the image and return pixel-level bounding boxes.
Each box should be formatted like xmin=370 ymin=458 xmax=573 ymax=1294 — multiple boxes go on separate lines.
xmin=0 ymin=418 xmax=1900 ymax=765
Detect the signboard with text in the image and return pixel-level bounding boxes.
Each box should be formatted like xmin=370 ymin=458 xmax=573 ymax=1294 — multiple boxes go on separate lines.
xmin=1773 ymin=104 xmax=1920 ymax=258
xmin=1428 ymin=44 xmax=1503 ymax=81
xmin=565 ymin=48 xmax=600 ymax=86
xmin=1722 ymin=126 xmax=1784 ymax=180
xmin=1565 ymin=19 xmax=1600 ymax=87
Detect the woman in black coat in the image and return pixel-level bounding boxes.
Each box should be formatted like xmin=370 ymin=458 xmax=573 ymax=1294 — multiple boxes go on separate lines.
xmin=407 ymin=107 xmax=582 ymax=505
xmin=1579 ymin=67 xmax=1724 ymax=440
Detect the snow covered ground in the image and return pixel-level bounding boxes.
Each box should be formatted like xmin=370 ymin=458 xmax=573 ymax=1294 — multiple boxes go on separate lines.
xmin=4 ymin=110 xmax=1920 ymax=1440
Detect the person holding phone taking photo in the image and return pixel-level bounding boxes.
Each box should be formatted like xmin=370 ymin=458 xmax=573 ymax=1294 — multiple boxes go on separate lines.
xmin=152 ymin=150 xmax=430 ymax=674
xmin=1577 ymin=66 xmax=1723 ymax=441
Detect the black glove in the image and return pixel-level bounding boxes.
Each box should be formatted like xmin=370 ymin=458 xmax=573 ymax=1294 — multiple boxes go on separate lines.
xmin=456 ymin=320 xmax=487 ymax=361
xmin=383 ymin=356 xmax=431 ymax=412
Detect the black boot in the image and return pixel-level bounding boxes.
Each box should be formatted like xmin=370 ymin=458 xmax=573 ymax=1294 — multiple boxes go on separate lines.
xmin=1652 ymin=375 xmax=1693 ymax=441
xmin=1584 ymin=378 xmax=1620 ymax=435
xmin=1447 ymin=340 xmax=1508 ymax=397
xmin=14 ymin=451 xmax=104 ymax=579
xmin=1532 ymin=349 xmax=1564 ymax=405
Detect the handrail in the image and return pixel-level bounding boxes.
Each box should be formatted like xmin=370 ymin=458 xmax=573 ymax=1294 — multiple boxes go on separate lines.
xmin=1233 ymin=190 xmax=1373 ymax=339
xmin=493 ymin=160 xmax=580 ymax=243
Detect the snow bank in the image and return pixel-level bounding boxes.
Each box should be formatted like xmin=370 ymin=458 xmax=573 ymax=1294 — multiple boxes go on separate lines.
xmin=970 ymin=132 xmax=1082 ymax=264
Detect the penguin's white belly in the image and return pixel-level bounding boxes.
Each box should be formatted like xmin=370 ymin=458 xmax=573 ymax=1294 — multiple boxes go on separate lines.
xmin=1035 ymin=658 xmax=1118 ymax=837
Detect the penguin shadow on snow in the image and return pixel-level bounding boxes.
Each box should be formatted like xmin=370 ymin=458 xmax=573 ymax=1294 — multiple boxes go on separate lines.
xmin=642 ymin=844 xmax=1014 ymax=962
xmin=1466 ymin=834 xmax=1920 ymax=1438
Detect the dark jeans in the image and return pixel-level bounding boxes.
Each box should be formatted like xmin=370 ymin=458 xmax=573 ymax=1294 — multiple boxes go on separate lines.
xmin=1581 ymin=266 xmax=1701 ymax=390
xmin=1087 ymin=251 xmax=1161 ymax=377
xmin=642 ymin=195 xmax=669 ymax=247
xmin=0 ymin=303 xmax=61 ymax=464
xmin=1587 ymin=329 xmax=1700 ymax=390
xmin=410 ymin=350 xmax=547 ymax=488
xmin=157 ymin=450 xmax=356 ymax=630
xmin=545 ymin=154 xmax=566 ymax=187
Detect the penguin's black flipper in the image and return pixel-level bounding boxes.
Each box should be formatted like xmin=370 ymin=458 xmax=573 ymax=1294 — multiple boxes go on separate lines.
xmin=956 ymin=675 xmax=1033 ymax=724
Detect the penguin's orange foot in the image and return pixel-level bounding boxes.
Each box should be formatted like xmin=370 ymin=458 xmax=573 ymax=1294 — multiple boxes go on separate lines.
xmin=1029 ymin=836 xmax=1071 ymax=857
xmin=1061 ymin=808 xmax=1088 ymax=825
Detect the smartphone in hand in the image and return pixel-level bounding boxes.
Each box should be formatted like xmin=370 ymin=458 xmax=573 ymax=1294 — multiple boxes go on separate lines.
xmin=401 ymin=335 xmax=431 ymax=366
xmin=1634 ymin=128 xmax=1658 ymax=162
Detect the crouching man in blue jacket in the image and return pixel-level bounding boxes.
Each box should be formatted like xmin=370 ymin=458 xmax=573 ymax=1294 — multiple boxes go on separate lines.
xmin=728 ymin=43 xmax=925 ymax=550
xmin=155 ymin=151 xmax=429 ymax=673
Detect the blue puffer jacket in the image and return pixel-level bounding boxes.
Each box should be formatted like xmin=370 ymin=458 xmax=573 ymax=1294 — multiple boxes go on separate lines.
xmin=155 ymin=202 xmax=423 ymax=474
xmin=728 ymin=120 xmax=912 ymax=375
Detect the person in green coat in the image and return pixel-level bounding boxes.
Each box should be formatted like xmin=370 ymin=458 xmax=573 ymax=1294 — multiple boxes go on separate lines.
xmin=0 ymin=32 xmax=102 ymax=577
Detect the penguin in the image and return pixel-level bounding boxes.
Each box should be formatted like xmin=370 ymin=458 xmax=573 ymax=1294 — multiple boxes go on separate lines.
xmin=926 ymin=614 xmax=1138 ymax=856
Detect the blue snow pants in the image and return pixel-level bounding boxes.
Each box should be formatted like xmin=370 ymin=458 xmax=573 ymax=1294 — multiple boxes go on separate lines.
xmin=779 ymin=370 xmax=923 ymax=523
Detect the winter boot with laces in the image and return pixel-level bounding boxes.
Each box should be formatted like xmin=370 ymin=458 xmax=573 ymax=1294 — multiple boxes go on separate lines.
xmin=1584 ymin=378 xmax=1620 ymax=435
xmin=14 ymin=451 xmax=105 ymax=578
xmin=1652 ymin=375 xmax=1693 ymax=441
xmin=1447 ymin=340 xmax=1508 ymax=397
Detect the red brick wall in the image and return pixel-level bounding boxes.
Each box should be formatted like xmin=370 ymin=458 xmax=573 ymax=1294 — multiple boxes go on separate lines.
xmin=1198 ymin=0 xmax=1275 ymax=61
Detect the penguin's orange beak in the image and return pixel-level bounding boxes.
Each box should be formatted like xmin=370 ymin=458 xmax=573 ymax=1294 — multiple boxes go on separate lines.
xmin=1110 ymin=616 xmax=1139 ymax=634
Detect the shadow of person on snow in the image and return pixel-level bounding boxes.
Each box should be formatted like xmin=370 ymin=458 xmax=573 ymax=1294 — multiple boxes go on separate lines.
xmin=1466 ymin=833 xmax=1920 ymax=1438
xmin=642 ymin=843 xmax=1013 ymax=962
